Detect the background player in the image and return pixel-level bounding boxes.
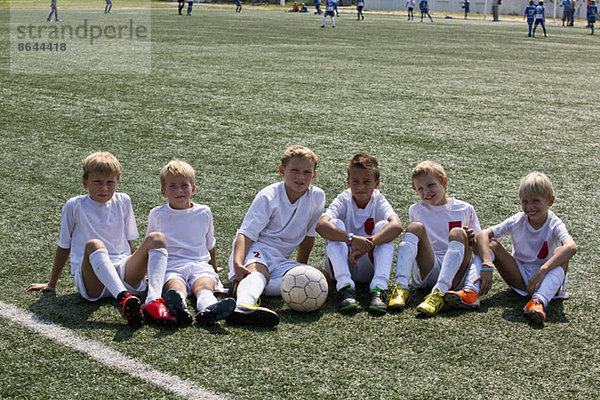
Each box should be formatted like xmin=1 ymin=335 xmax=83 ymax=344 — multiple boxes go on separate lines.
xmin=524 ymin=0 xmax=536 ymax=36
xmin=357 ymin=0 xmax=365 ymax=20
xmin=420 ymin=0 xmax=433 ymax=22
xmin=588 ymin=0 xmax=598 ymax=34
xmin=47 ymin=0 xmax=59 ymax=22
xmin=105 ymin=0 xmax=112 ymax=14
xmin=533 ymin=0 xmax=547 ymax=37
xmin=407 ymin=0 xmax=415 ymax=19
xmin=322 ymin=0 xmax=336 ymax=27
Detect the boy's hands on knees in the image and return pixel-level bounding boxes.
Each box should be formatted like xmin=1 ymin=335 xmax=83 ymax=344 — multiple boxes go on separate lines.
xmin=463 ymin=226 xmax=475 ymax=247
xmin=348 ymin=249 xmax=364 ymax=266
xmin=233 ymin=264 xmax=251 ymax=282
xmin=474 ymin=271 xmax=493 ymax=295
xmin=527 ymin=269 xmax=547 ymax=296
xmin=25 ymin=283 xmax=55 ymax=293
xmin=350 ymin=235 xmax=374 ymax=254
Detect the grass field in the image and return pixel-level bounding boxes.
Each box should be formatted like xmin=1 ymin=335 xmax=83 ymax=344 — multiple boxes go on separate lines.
xmin=1 ymin=3 xmax=600 ymax=399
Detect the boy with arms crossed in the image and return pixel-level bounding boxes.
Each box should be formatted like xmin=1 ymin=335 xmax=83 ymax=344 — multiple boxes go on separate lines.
xmin=147 ymin=160 xmax=235 ymax=327
xmin=389 ymin=161 xmax=480 ymax=316
xmin=446 ymin=172 xmax=577 ymax=324
xmin=26 ymin=152 xmax=173 ymax=328
xmin=228 ymin=146 xmax=326 ymax=327
xmin=316 ymin=154 xmax=403 ymax=314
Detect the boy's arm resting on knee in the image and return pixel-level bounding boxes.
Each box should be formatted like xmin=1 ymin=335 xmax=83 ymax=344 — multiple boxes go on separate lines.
xmin=209 ymin=247 xmax=222 ymax=273
xmin=316 ymin=215 xmax=374 ymax=253
xmin=475 ymin=229 xmax=494 ymax=264
xmin=526 ymin=237 xmax=577 ymax=295
xmin=232 ymin=233 xmax=253 ymax=280
xmin=25 ymin=246 xmax=70 ymax=292
xmin=370 ymin=215 xmax=403 ymax=246
xmin=296 ymin=236 xmax=315 ymax=264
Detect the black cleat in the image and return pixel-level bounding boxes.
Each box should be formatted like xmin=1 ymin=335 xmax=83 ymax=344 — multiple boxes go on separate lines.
xmin=338 ymin=285 xmax=358 ymax=313
xmin=164 ymin=289 xmax=193 ymax=327
xmin=368 ymin=289 xmax=388 ymax=314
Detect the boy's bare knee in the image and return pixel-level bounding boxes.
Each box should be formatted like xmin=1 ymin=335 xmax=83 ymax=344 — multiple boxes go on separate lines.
xmin=145 ymin=231 xmax=167 ymax=249
xmin=448 ymin=227 xmax=467 ymax=243
xmin=85 ymin=239 xmax=106 ymax=254
xmin=405 ymin=221 xmax=425 ymax=236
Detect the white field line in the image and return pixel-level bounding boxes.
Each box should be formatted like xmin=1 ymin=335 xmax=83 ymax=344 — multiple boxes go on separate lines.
xmin=0 ymin=300 xmax=226 ymax=400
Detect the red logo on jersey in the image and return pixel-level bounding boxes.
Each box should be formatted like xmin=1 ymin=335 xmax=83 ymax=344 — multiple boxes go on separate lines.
xmin=253 ymin=251 xmax=261 ymax=258
xmin=448 ymin=221 xmax=462 ymax=231
xmin=364 ymin=218 xmax=375 ymax=236
xmin=537 ymin=241 xmax=549 ymax=259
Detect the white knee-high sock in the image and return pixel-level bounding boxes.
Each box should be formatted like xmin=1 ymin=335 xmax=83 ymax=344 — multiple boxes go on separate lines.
xmin=196 ymin=289 xmax=218 ymax=312
xmin=394 ymin=232 xmax=419 ymax=288
xmin=327 ymin=240 xmax=353 ymax=291
xmin=322 ymin=15 xmax=327 ymax=24
xmin=145 ymin=248 xmax=168 ymax=303
xmin=464 ymin=255 xmax=483 ymax=293
xmin=534 ymin=267 xmax=565 ymax=309
xmin=331 ymin=16 xmax=335 ymax=26
xmin=89 ymin=248 xmax=127 ymax=298
xmin=371 ymin=240 xmax=394 ymax=291
xmin=236 ymin=271 xmax=267 ymax=306
xmin=433 ymin=241 xmax=465 ymax=293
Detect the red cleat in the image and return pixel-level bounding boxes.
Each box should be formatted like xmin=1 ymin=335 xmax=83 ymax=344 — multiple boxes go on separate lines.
xmin=119 ymin=293 xmax=145 ymax=328
xmin=142 ymin=298 xmax=178 ymax=327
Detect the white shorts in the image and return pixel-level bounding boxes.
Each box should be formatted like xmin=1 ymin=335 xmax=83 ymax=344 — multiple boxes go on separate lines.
xmin=228 ymin=242 xmax=304 ymax=296
xmin=74 ymin=255 xmax=146 ymax=302
xmin=511 ymin=261 xmax=569 ymax=299
xmin=411 ymin=252 xmax=467 ymax=290
xmin=165 ymin=261 xmax=225 ymax=294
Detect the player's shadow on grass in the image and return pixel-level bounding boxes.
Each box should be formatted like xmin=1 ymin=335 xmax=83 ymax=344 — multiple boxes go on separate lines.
xmin=27 ymin=291 xmax=165 ymax=341
xmin=485 ymin=289 xmax=569 ymax=326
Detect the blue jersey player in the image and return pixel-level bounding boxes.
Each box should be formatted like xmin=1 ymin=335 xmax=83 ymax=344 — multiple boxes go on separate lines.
xmin=589 ymin=0 xmax=598 ymax=34
xmin=321 ymin=0 xmax=336 ymax=27
xmin=357 ymin=0 xmax=365 ymax=20
xmin=462 ymin=0 xmax=470 ymax=19
xmin=420 ymin=0 xmax=433 ymax=22
xmin=235 ymin=0 xmax=242 ymax=12
xmin=524 ymin=0 xmax=536 ymax=37
xmin=105 ymin=0 xmax=112 ymax=13
xmin=533 ymin=0 xmax=547 ymax=37
xmin=47 ymin=0 xmax=59 ymax=22
xmin=187 ymin=0 xmax=193 ymax=15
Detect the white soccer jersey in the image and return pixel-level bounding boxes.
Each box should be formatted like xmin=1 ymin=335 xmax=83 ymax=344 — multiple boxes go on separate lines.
xmin=409 ymin=197 xmax=481 ymax=256
xmin=491 ymin=211 xmax=571 ymax=266
xmin=58 ymin=193 xmax=138 ymax=276
xmin=407 ymin=0 xmax=415 ymax=7
xmin=146 ymin=202 xmax=215 ymax=268
xmin=324 ymin=188 xmax=397 ymax=237
xmin=237 ymin=182 xmax=326 ymax=259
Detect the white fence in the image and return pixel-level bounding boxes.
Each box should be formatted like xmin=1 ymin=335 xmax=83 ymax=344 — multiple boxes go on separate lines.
xmin=365 ymin=0 xmax=589 ymax=18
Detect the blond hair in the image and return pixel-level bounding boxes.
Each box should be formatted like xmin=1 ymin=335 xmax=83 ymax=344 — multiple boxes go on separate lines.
xmin=82 ymin=152 xmax=122 ymax=181
xmin=160 ymin=159 xmax=195 ymax=187
xmin=347 ymin=153 xmax=380 ymax=180
xmin=411 ymin=160 xmax=446 ymax=189
xmin=519 ymin=172 xmax=554 ymax=201
xmin=281 ymin=145 xmax=318 ymax=169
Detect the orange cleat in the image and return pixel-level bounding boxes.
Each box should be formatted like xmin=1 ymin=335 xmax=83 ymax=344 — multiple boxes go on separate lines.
xmin=524 ymin=298 xmax=546 ymax=324
xmin=444 ymin=289 xmax=480 ymax=309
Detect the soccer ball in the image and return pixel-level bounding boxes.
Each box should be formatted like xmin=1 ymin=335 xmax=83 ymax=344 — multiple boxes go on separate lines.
xmin=280 ymin=265 xmax=329 ymax=312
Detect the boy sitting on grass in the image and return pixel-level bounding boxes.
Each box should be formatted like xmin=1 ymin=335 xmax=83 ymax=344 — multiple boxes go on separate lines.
xmin=389 ymin=161 xmax=480 ymax=316
xmin=147 ymin=160 xmax=235 ymax=327
xmin=316 ymin=154 xmax=403 ymax=314
xmin=26 ymin=151 xmax=173 ymax=328
xmin=227 ymin=145 xmax=326 ymax=327
xmin=445 ymin=172 xmax=577 ymax=324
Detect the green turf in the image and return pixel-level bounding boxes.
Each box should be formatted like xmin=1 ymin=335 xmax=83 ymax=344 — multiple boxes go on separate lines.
xmin=1 ymin=5 xmax=600 ymax=400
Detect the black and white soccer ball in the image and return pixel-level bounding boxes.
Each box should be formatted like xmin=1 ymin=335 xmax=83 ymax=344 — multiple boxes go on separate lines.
xmin=281 ymin=265 xmax=328 ymax=312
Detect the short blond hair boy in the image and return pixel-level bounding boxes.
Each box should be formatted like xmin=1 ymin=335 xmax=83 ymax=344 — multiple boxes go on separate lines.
xmin=159 ymin=159 xmax=195 ymax=188
xmin=26 ymin=151 xmax=172 ymax=328
xmin=451 ymin=172 xmax=577 ymax=324
xmin=82 ymin=151 xmax=122 ymax=181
